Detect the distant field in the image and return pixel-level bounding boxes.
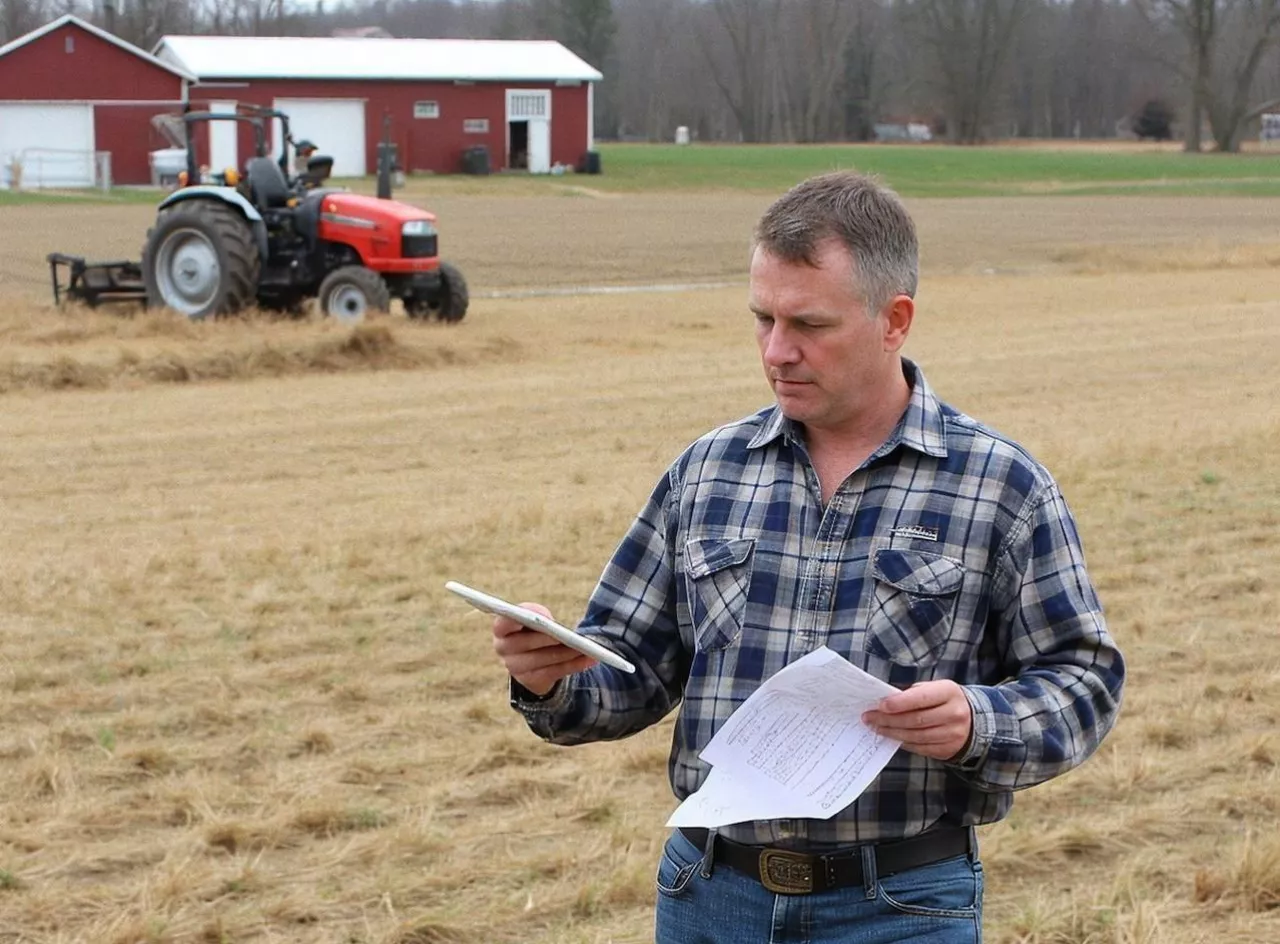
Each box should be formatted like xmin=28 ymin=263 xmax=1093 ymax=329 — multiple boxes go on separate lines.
xmin=590 ymin=141 xmax=1280 ymax=196
xmin=4 ymin=139 xmax=1280 ymax=207
xmin=0 ymin=176 xmax=1278 ymax=942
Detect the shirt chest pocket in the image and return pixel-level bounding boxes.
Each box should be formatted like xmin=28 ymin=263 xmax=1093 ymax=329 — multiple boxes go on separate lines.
xmin=866 ymin=548 xmax=965 ymax=668
xmin=684 ymin=537 xmax=755 ymax=653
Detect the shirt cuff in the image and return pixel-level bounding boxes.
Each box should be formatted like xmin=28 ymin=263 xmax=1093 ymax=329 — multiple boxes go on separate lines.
xmin=509 ymin=676 xmax=573 ymax=715
xmin=949 ymin=686 xmax=991 ymax=769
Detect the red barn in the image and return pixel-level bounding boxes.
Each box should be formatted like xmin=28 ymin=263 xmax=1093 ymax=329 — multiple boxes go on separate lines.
xmin=0 ymin=15 xmax=192 ymax=187
xmin=152 ymin=35 xmax=603 ymax=178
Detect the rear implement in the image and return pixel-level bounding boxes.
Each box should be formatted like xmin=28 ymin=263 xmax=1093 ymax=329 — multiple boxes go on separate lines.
xmin=47 ymin=253 xmax=147 ymax=308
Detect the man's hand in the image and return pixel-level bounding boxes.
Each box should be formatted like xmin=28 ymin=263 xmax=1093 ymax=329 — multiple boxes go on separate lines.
xmin=862 ymin=680 xmax=973 ymax=762
xmin=491 ymin=603 xmax=596 ymax=697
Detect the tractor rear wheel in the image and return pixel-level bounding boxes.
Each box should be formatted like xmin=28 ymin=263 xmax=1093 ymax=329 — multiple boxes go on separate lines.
xmin=142 ymin=201 xmax=260 ymax=319
xmin=405 ymin=261 xmax=469 ymax=323
xmin=317 ymin=266 xmax=390 ymax=324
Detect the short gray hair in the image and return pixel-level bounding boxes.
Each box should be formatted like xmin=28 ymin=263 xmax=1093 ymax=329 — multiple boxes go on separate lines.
xmin=754 ymin=171 xmax=919 ymax=312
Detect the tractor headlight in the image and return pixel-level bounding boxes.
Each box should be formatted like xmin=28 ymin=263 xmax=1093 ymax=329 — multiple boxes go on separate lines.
xmin=402 ymin=220 xmax=436 ymax=237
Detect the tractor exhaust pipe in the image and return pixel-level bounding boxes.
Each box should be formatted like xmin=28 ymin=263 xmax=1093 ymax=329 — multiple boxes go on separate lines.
xmin=376 ymin=111 xmax=393 ymax=200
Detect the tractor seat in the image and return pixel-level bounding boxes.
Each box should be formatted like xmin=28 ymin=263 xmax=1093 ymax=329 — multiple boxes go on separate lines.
xmin=245 ymin=157 xmax=291 ymax=210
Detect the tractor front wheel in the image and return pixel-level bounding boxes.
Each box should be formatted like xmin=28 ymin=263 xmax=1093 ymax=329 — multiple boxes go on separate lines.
xmin=142 ymin=201 xmax=260 ymax=319
xmin=405 ymin=260 xmax=469 ymax=324
xmin=317 ymin=266 xmax=390 ymax=323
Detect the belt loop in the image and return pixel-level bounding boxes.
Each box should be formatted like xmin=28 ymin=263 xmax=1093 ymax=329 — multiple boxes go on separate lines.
xmin=699 ymin=828 xmax=718 ymax=879
xmin=860 ymin=844 xmax=878 ymax=900
xmin=967 ymin=826 xmax=979 ymax=863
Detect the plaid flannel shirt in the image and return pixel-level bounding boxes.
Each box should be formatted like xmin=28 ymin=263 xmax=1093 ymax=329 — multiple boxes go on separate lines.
xmin=513 ymin=360 xmax=1125 ymax=847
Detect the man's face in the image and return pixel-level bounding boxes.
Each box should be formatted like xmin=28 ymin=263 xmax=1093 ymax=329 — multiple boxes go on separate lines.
xmin=749 ymin=240 xmax=904 ymax=437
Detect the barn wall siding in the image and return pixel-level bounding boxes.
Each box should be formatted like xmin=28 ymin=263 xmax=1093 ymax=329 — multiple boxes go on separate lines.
xmin=96 ymin=103 xmax=185 ymax=186
xmin=1 ymin=19 xmax=596 ymax=183
xmin=190 ymin=79 xmax=593 ymax=175
xmin=0 ymin=22 xmax=184 ymax=183
xmin=0 ymin=23 xmax=180 ymax=100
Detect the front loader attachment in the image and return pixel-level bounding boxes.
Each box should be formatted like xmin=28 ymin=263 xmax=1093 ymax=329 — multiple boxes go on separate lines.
xmin=47 ymin=253 xmax=147 ymax=308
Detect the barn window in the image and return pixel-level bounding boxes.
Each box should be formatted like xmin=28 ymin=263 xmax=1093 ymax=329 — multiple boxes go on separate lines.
xmin=463 ymin=118 xmax=489 ymax=134
xmin=508 ymin=93 xmax=548 ymax=119
xmin=413 ymin=101 xmax=439 ymax=120
xmin=65 ymin=35 xmax=74 ymax=53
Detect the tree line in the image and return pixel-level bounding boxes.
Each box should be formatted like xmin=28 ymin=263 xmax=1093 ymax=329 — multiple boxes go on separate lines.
xmin=4 ymin=0 xmax=1279 ymax=152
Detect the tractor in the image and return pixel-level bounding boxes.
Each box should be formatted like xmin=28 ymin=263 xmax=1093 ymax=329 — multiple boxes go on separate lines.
xmin=48 ymin=104 xmax=468 ymax=324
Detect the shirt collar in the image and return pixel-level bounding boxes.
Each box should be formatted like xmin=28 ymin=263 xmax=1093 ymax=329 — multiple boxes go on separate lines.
xmin=746 ymin=358 xmax=949 ymax=459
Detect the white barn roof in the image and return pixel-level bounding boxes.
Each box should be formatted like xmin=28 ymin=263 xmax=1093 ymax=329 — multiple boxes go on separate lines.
xmin=154 ymin=35 xmax=602 ymax=83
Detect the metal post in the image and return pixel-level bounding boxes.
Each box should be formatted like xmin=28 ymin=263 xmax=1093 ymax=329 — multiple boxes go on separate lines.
xmin=377 ymin=111 xmax=392 ymax=200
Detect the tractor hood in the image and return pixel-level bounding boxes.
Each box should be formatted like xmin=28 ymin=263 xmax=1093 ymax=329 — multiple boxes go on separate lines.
xmin=319 ymin=193 xmax=436 ymax=227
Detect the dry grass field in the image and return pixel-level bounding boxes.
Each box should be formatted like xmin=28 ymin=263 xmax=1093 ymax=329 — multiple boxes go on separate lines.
xmin=0 ymin=189 xmax=1278 ymax=943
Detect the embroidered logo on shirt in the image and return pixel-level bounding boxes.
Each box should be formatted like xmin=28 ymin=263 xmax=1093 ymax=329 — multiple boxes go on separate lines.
xmin=891 ymin=525 xmax=939 ymax=542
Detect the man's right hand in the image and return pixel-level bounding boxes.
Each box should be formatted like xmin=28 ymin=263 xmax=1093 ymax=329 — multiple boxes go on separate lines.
xmin=491 ymin=602 xmax=598 ymax=696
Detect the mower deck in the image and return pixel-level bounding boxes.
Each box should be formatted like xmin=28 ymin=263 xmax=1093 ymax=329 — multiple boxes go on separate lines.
xmin=47 ymin=253 xmax=147 ymax=308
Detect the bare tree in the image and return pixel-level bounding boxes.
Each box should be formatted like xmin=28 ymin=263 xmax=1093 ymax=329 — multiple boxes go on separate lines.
xmin=774 ymin=0 xmax=865 ymax=141
xmin=697 ymin=0 xmax=782 ymax=142
xmin=0 ymin=0 xmax=46 ymax=42
xmin=1136 ymin=0 xmax=1217 ymax=149
xmin=380 ymin=0 xmax=489 ymax=38
xmin=1139 ymin=0 xmax=1280 ymax=151
xmin=533 ymin=0 xmax=614 ymax=67
xmin=123 ymin=0 xmax=203 ymax=46
xmin=614 ymin=0 xmax=704 ymax=139
xmin=903 ymin=0 xmax=1029 ymax=143
xmin=490 ymin=0 xmax=538 ymax=39
xmin=0 ymin=0 xmax=1258 ymax=150
xmin=1208 ymin=0 xmax=1280 ymax=150
xmin=840 ymin=0 xmax=885 ymax=141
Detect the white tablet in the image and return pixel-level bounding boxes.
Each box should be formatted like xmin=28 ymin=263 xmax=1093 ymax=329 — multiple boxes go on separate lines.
xmin=445 ymin=580 xmax=637 ymax=674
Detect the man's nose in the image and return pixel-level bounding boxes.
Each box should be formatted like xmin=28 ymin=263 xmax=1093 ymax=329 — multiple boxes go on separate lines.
xmin=762 ymin=325 xmax=798 ymax=366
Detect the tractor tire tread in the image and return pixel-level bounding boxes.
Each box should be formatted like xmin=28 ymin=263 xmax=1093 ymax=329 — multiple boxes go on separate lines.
xmin=435 ymin=260 xmax=469 ymax=323
xmin=318 ymin=265 xmax=391 ymax=321
xmin=141 ymin=201 xmax=261 ymax=318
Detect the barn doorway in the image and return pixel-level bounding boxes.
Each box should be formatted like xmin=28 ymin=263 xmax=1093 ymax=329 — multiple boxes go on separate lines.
xmin=508 ymin=120 xmax=529 ymax=170
xmin=505 ymin=89 xmax=552 ymax=173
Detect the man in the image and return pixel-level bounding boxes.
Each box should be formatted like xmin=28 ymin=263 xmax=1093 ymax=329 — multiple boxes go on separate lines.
xmin=491 ymin=171 xmax=1125 ymax=943
xmin=293 ymin=139 xmax=318 ymax=177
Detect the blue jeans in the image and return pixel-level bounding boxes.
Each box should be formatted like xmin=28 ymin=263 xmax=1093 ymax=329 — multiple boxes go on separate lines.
xmin=655 ymin=828 xmax=983 ymax=944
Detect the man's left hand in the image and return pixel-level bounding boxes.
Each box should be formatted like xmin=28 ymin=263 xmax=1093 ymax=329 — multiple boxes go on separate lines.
xmin=862 ymin=681 xmax=973 ymax=762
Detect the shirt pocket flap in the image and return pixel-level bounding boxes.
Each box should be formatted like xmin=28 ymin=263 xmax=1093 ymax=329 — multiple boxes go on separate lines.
xmin=872 ymin=548 xmax=964 ymax=596
xmin=686 ymin=537 xmax=755 ymax=579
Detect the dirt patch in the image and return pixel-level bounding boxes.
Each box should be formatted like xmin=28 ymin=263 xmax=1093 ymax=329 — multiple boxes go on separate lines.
xmin=550 ymin=184 xmax=623 ymax=199
xmin=5 ymin=195 xmax=1279 ymax=310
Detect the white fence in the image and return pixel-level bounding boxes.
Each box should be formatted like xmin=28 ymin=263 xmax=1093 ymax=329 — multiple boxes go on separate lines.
xmin=3 ymin=148 xmax=112 ymax=192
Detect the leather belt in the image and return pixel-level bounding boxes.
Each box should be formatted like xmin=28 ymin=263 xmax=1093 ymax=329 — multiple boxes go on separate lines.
xmin=679 ymin=826 xmax=973 ymax=895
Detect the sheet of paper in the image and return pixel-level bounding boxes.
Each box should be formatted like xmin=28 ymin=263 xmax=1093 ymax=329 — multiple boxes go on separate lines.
xmin=667 ymin=647 xmax=902 ymax=828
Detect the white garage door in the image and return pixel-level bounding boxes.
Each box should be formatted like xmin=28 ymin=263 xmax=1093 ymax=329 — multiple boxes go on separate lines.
xmin=273 ymin=98 xmax=366 ymax=177
xmin=0 ymin=103 xmax=95 ymax=188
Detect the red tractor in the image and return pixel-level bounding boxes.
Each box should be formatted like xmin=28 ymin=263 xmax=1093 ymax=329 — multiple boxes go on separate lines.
xmin=49 ymin=105 xmax=468 ymax=323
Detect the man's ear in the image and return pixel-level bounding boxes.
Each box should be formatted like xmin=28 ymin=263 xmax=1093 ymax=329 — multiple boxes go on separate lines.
xmin=882 ymin=294 xmax=915 ymax=352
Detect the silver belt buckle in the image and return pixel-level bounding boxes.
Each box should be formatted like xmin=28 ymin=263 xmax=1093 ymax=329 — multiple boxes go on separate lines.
xmin=759 ymin=849 xmax=815 ymax=894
